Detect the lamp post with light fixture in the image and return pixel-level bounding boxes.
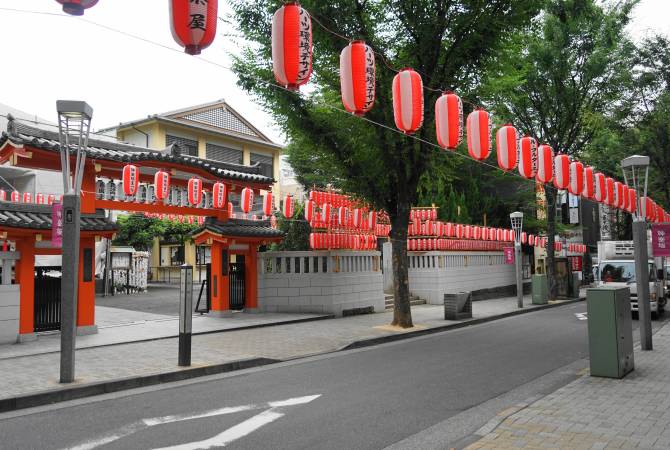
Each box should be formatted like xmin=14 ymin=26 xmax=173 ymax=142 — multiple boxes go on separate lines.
xmin=57 ymin=100 xmax=93 ymax=383
xmin=510 ymin=211 xmax=524 ymax=309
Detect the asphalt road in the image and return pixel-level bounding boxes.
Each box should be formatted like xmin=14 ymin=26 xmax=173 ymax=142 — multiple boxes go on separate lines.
xmin=0 ymin=303 xmax=667 ymax=450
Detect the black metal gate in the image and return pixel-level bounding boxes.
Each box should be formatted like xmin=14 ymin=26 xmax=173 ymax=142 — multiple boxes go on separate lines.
xmin=34 ymin=267 xmax=62 ymax=332
xmin=229 ymin=257 xmax=245 ymax=310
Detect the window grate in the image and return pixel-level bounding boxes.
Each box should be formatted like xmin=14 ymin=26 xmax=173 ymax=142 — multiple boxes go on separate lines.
xmin=250 ymin=153 xmax=274 ymax=178
xmin=166 ymin=135 xmax=199 ymax=157
xmin=206 ymin=143 xmax=243 ymax=164
xmin=183 ymin=107 xmax=258 ymax=137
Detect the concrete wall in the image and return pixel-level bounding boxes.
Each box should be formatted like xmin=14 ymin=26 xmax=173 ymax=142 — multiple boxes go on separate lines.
xmin=0 ymin=284 xmax=19 ymax=344
xmin=258 ymin=251 xmax=385 ymax=316
xmin=408 ymin=251 xmax=530 ymax=305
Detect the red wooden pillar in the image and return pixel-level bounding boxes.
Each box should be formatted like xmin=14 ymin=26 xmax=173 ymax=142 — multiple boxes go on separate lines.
xmin=210 ymin=240 xmax=230 ymax=314
xmin=77 ymin=236 xmax=97 ymax=333
xmin=16 ymin=236 xmax=36 ymax=338
xmin=245 ymin=247 xmax=258 ymax=311
xmin=80 ymin=164 xmax=97 ymax=214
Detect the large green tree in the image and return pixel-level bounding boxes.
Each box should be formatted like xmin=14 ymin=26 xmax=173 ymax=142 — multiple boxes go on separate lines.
xmin=231 ymin=0 xmax=540 ymax=327
xmin=484 ymin=0 xmax=635 ymax=298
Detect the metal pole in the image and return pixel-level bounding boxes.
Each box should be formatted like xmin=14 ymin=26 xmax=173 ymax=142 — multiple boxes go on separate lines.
xmin=515 ymin=241 xmax=523 ymax=308
xmin=633 ymin=220 xmax=653 ymax=350
xmin=60 ymin=193 xmax=80 ymax=383
xmin=179 ymin=264 xmax=193 ymax=366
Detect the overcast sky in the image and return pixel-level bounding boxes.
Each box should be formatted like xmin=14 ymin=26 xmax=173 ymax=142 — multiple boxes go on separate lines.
xmin=0 ymin=0 xmax=667 ymax=146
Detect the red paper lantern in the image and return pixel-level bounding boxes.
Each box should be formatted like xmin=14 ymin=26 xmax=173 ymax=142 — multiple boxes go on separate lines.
xmin=466 ymin=110 xmax=492 ymax=161
xmin=553 ymin=154 xmax=570 ymax=190
xmin=0 ymin=190 xmax=5 ymax=202
xmin=353 ymin=208 xmax=364 ymax=228
xmin=122 ymin=164 xmax=139 ymax=197
xmin=392 ymin=69 xmax=424 ymax=134
xmin=368 ymin=211 xmax=377 ymax=230
xmin=283 ymin=195 xmax=294 ymax=218
xmin=536 ymin=144 xmax=554 ymax=184
xmin=464 ymin=225 xmax=472 ymax=240
xmin=263 ymin=192 xmax=274 ymax=216
xmin=568 ymin=161 xmax=584 ymax=197
xmin=518 ymin=136 xmax=537 ymax=180
xmin=583 ymin=166 xmax=594 ymax=199
xmin=455 ymin=224 xmax=464 ymax=239
xmin=435 ymin=92 xmax=463 ymax=150
xmin=56 ymin=0 xmax=98 ymax=16
xmin=521 ymin=232 xmax=527 ymax=245
xmin=446 ymin=222 xmax=454 ymax=237
xmin=340 ymin=41 xmax=375 ymax=115
xmin=22 ymin=193 xmax=32 ymax=203
xmin=474 ymin=226 xmax=482 ymax=240
xmin=47 ymin=194 xmax=55 ymax=205
xmin=154 ymin=170 xmax=170 ymax=201
xmin=170 ymin=0 xmax=218 ymax=55
xmin=627 ymin=187 xmax=637 ymax=214
xmin=304 ymin=200 xmax=315 ymax=223
xmin=188 ymin=178 xmax=202 ymax=206
xmin=321 ymin=203 xmax=332 ymax=225
xmin=36 ymin=193 xmax=45 ymax=204
xmin=614 ymin=182 xmax=625 ymax=209
xmin=496 ymin=125 xmax=518 ymax=171
xmin=240 ymin=187 xmax=254 ymax=214
xmin=227 ymin=201 xmax=234 ymax=218
xmin=212 ymin=182 xmax=227 ymax=209
xmin=594 ymin=173 xmax=606 ymax=203
xmin=272 ymin=2 xmax=312 ymax=90
xmin=605 ymin=177 xmax=615 ymax=207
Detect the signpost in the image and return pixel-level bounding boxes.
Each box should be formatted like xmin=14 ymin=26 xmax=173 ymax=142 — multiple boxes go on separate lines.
xmin=651 ymin=224 xmax=670 ymax=257
xmin=51 ymin=202 xmax=63 ymax=248
xmin=503 ymin=247 xmax=515 ymax=265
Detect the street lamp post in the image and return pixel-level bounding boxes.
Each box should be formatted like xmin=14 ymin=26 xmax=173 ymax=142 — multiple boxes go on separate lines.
xmin=622 ymin=155 xmax=652 ymax=351
xmin=57 ymin=100 xmax=93 ymax=383
xmin=510 ymin=211 xmax=524 ymax=308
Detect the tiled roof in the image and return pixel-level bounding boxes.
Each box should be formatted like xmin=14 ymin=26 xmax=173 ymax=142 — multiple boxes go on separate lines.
xmin=194 ymin=217 xmax=285 ymax=239
xmin=0 ymin=202 xmax=116 ymax=232
xmin=0 ymin=119 xmax=275 ymax=185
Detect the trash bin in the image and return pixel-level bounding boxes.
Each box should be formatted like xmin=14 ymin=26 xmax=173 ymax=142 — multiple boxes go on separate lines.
xmin=587 ymin=287 xmax=634 ymax=378
xmin=532 ymin=274 xmax=548 ymax=305
xmin=444 ymin=292 xmax=472 ymax=320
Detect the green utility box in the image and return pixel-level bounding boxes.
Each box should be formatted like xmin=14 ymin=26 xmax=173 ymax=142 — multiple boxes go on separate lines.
xmin=532 ymin=274 xmax=548 ymax=305
xmin=586 ymin=287 xmax=634 ymax=379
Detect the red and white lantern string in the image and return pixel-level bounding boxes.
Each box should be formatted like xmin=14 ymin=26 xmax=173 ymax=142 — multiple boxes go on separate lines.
xmin=154 ymin=170 xmax=170 ymax=201
xmin=466 ymin=110 xmax=492 ymax=161
xmin=536 ymin=145 xmax=554 ymax=184
xmin=170 ymin=0 xmax=218 ymax=55
xmin=321 ymin=203 xmax=332 ymax=225
xmin=435 ymin=92 xmax=463 ymax=150
xmin=594 ymin=173 xmax=606 ymax=203
xmin=518 ymin=136 xmax=537 ymax=180
xmin=340 ymin=40 xmax=375 ymax=115
xmin=187 ymin=177 xmax=202 ymax=206
xmin=122 ymin=164 xmax=139 ymax=197
xmin=283 ymin=194 xmax=294 ymax=218
xmin=240 ymin=187 xmax=254 ymax=214
xmin=212 ymin=182 xmax=227 ymax=209
xmin=392 ymin=69 xmax=424 ymax=134
xmin=304 ymin=200 xmax=315 ymax=223
xmin=568 ymin=161 xmax=584 ymax=197
xmin=495 ymin=125 xmax=518 ymax=171
xmin=272 ymin=2 xmax=312 ymax=90
xmin=553 ymin=154 xmax=570 ymax=190
xmin=583 ymin=166 xmax=594 ymax=199
xmin=263 ymin=192 xmax=274 ymax=217
xmin=605 ymin=177 xmax=615 ymax=207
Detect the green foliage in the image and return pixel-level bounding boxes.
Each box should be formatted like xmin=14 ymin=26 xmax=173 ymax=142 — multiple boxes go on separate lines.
xmin=269 ymin=201 xmax=311 ymax=251
xmin=113 ymin=214 xmax=198 ymax=250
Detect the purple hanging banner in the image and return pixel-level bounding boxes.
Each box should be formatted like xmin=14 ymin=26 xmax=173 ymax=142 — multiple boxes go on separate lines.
xmin=503 ymin=246 xmax=515 ymax=264
xmin=52 ymin=201 xmax=63 ymax=248
xmin=652 ymin=224 xmax=670 ymax=257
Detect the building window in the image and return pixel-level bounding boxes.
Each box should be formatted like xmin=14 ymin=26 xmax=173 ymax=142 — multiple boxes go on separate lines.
xmin=250 ymin=152 xmax=274 ymax=178
xmin=170 ymin=246 xmax=185 ymax=266
xmin=166 ymin=135 xmax=199 ymax=157
xmin=206 ymin=143 xmax=243 ymax=164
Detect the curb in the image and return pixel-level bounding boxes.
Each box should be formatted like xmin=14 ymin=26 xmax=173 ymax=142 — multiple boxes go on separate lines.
xmin=342 ymin=297 xmax=585 ymax=350
xmin=0 ymin=357 xmax=279 ymax=414
xmin=0 ymin=298 xmax=583 ymax=413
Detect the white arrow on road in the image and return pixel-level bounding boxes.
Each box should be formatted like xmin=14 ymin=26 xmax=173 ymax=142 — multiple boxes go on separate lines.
xmin=575 ymin=312 xmax=588 ymax=321
xmin=67 ymin=394 xmax=321 ymax=450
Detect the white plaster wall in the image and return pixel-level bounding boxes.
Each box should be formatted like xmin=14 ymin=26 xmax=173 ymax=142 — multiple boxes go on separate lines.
xmin=0 ymin=285 xmax=20 ymax=344
xmin=258 ymin=251 xmax=384 ymax=316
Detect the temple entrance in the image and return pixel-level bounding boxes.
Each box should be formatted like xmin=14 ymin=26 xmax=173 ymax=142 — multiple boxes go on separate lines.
xmin=229 ymin=256 xmax=245 ymax=310
xmin=34 ymin=266 xmax=62 ymax=332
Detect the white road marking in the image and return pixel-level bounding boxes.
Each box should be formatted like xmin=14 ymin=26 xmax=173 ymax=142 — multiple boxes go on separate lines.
xmin=64 ymin=395 xmax=321 ymax=450
xmin=575 ymin=313 xmax=588 ymax=321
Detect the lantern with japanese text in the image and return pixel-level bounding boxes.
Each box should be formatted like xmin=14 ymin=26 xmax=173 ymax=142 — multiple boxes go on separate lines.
xmin=496 ymin=125 xmax=518 ymax=171
xmin=594 ymin=173 xmax=606 ymax=203
xmin=263 ymin=192 xmax=274 ymax=216
xmin=283 ymin=194 xmax=294 ymax=218
xmin=466 ymin=110 xmax=492 ymax=161
xmin=518 ymin=136 xmax=537 ymax=180
xmin=583 ymin=166 xmax=594 ymax=199
xmin=536 ymin=144 xmax=554 ymax=184
xmin=240 ymin=187 xmax=254 ymax=214
xmin=170 ymin=0 xmax=218 ymax=55
xmin=154 ymin=170 xmax=170 ymax=201
xmin=568 ymin=161 xmax=584 ymax=197
xmin=435 ymin=92 xmax=463 ymax=150
xmin=56 ymin=0 xmax=98 ymax=16
xmin=212 ymin=182 xmax=227 ymax=209
xmin=272 ymin=2 xmax=312 ymax=89
xmin=304 ymin=200 xmax=315 ymax=222
xmin=340 ymin=41 xmax=375 ymax=115
xmin=187 ymin=178 xmax=202 ymax=206
xmin=392 ymin=69 xmax=424 ymax=134
xmin=553 ymin=154 xmax=570 ymax=190
xmin=122 ymin=164 xmax=139 ymax=197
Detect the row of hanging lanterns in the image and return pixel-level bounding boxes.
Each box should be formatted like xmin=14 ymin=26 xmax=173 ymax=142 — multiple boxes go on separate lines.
xmin=0 ymin=190 xmax=58 ymax=205
xmin=309 ymin=233 xmax=378 ymax=250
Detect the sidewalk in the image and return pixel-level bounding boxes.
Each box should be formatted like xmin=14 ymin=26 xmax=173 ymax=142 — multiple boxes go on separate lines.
xmin=0 ymin=293 xmax=582 ymax=411
xmin=466 ymin=321 xmax=670 ymax=449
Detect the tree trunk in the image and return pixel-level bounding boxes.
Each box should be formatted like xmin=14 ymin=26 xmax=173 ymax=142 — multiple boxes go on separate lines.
xmin=545 ymin=186 xmax=557 ymax=300
xmin=390 ymin=203 xmax=413 ymax=328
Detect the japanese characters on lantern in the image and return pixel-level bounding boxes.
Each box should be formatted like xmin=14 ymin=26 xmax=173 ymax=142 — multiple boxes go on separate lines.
xmin=212 ymin=182 xmax=227 ymax=209
xmin=154 ymin=170 xmax=170 ymax=201
xmin=187 ymin=177 xmax=202 ymax=206
xmin=170 ymin=0 xmax=218 ymax=55
xmin=272 ymin=2 xmax=313 ymax=90
xmin=518 ymin=136 xmax=537 ymax=180
xmin=122 ymin=164 xmax=139 ymax=197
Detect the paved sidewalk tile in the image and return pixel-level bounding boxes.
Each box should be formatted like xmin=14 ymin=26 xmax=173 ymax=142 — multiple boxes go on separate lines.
xmin=466 ymin=322 xmax=670 ymax=449
xmin=0 ymin=293 xmax=578 ymax=401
